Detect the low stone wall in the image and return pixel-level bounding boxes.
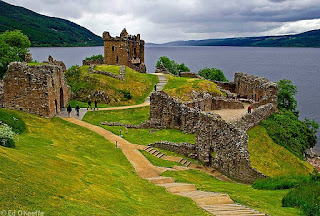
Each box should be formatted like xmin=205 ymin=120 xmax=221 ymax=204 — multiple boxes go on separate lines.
xmin=89 ymin=65 xmax=126 ymax=81
xmin=180 ymin=72 xmax=204 ymax=79
xmin=82 ymin=59 xmax=104 ymax=66
xmin=149 ymin=91 xmax=266 ymax=183
xmin=149 ymin=141 xmax=196 ymax=158
xmin=214 ymin=81 xmax=236 ymax=93
xmin=100 ymin=120 xmax=165 ymax=129
xmin=155 ymin=65 xmax=170 ymax=74
xmin=233 ymin=103 xmax=276 ymax=131
xmin=251 ymin=95 xmax=277 ymax=109
xmin=130 ymin=62 xmax=146 ymax=73
xmin=212 ymin=97 xmax=244 ymax=110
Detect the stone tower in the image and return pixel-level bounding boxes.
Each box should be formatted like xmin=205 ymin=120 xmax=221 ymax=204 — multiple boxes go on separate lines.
xmin=102 ymin=28 xmax=146 ymax=73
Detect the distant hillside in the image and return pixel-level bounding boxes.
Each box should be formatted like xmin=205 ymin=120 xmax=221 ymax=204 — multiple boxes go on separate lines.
xmin=0 ymin=1 xmax=103 ymax=47
xmin=163 ymin=29 xmax=320 ymax=48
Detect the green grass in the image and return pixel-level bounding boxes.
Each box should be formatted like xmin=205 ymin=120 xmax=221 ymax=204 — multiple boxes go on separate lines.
xmin=94 ymin=65 xmax=120 ymax=75
xmin=27 ymin=62 xmax=47 ymax=66
xmin=83 ymin=107 xmax=196 ymax=145
xmin=66 ymin=65 xmax=158 ymax=107
xmin=248 ymin=125 xmax=313 ymax=176
xmin=140 ymin=150 xmax=183 ymax=168
xmin=163 ymin=75 xmax=222 ymax=102
xmin=84 ymin=106 xmax=150 ymax=125
xmin=0 ymin=109 xmax=207 ymax=215
xmin=252 ymin=175 xmax=310 ymax=190
xmin=162 ymin=169 xmax=302 ymax=216
xmin=0 ymin=109 xmax=26 ymax=133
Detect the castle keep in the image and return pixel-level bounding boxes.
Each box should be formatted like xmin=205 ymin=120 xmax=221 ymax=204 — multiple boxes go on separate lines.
xmin=1 ymin=56 xmax=71 ymax=118
xmin=103 ymin=28 xmax=146 ymax=73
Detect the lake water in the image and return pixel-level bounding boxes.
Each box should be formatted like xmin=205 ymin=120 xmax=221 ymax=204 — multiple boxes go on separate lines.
xmin=29 ymin=46 xmax=320 ymax=153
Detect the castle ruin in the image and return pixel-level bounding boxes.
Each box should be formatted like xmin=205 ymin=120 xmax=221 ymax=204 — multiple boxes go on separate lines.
xmin=103 ymin=28 xmax=146 ymax=73
xmin=1 ymin=56 xmax=71 ymax=118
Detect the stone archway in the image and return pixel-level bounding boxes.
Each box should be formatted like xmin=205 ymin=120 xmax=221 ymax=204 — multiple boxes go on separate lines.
xmin=60 ymin=87 xmax=64 ymax=108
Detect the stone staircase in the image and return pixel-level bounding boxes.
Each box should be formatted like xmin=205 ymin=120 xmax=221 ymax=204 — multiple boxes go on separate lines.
xmin=144 ymin=146 xmax=192 ymax=167
xmin=145 ymin=73 xmax=167 ymax=103
xmin=145 ymin=176 xmax=266 ymax=216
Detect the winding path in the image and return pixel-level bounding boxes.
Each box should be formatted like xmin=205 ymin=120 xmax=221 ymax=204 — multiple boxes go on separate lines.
xmin=60 ymin=115 xmax=266 ymax=215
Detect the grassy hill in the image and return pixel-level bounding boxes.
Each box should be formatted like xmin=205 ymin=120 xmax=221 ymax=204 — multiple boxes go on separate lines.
xmin=163 ymin=29 xmax=320 ymax=48
xmin=163 ymin=75 xmax=222 ymax=102
xmin=0 ymin=109 xmax=207 ymax=215
xmin=0 ymin=1 xmax=103 ymax=47
xmin=66 ymin=65 xmax=158 ymax=107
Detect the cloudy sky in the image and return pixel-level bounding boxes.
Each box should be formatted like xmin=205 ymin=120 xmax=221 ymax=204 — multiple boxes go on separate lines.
xmin=4 ymin=0 xmax=320 ymax=43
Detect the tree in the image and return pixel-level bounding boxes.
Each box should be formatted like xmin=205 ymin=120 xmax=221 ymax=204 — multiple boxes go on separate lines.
xmin=198 ymin=67 xmax=228 ymax=82
xmin=277 ymin=79 xmax=299 ymax=116
xmin=0 ymin=30 xmax=31 ymax=78
xmin=156 ymin=56 xmax=190 ymax=75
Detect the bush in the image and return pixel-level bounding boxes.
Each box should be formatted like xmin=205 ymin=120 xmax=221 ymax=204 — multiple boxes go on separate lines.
xmin=0 ymin=109 xmax=26 ymax=134
xmin=261 ymin=109 xmax=318 ymax=158
xmin=0 ymin=30 xmax=31 ymax=79
xmin=120 ymin=90 xmax=133 ymax=100
xmin=0 ymin=123 xmax=17 ymax=148
xmin=252 ymin=175 xmax=310 ymax=190
xmin=282 ymin=180 xmax=320 ymax=216
xmin=85 ymin=54 xmax=104 ymax=61
xmin=156 ymin=56 xmax=190 ymax=75
xmin=198 ymin=67 xmax=228 ymax=82
xmin=277 ymin=79 xmax=299 ymax=116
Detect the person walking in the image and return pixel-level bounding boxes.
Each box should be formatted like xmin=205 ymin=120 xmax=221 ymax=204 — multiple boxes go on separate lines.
xmin=248 ymin=106 xmax=252 ymax=114
xmin=75 ymin=104 xmax=80 ymax=117
xmin=87 ymin=100 xmax=92 ymax=110
xmin=67 ymin=105 xmax=72 ymax=117
xmin=94 ymin=100 xmax=98 ymax=111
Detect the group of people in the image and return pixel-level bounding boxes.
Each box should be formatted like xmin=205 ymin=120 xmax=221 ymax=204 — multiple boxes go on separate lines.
xmin=66 ymin=99 xmax=99 ymax=118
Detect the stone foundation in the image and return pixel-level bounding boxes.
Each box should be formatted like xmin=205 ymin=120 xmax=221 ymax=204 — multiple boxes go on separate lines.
xmin=88 ymin=65 xmax=126 ymax=81
xmin=82 ymin=59 xmax=104 ymax=66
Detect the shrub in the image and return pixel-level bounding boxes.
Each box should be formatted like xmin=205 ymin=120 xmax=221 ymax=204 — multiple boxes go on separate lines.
xmin=277 ymin=79 xmax=299 ymax=116
xmin=198 ymin=67 xmax=228 ymax=82
xmin=282 ymin=179 xmax=320 ymax=216
xmin=261 ymin=109 xmax=318 ymax=158
xmin=156 ymin=56 xmax=190 ymax=75
xmin=0 ymin=123 xmax=17 ymax=148
xmin=85 ymin=54 xmax=104 ymax=61
xmin=0 ymin=109 xmax=26 ymax=133
xmin=252 ymin=175 xmax=310 ymax=190
xmin=120 ymin=90 xmax=133 ymax=100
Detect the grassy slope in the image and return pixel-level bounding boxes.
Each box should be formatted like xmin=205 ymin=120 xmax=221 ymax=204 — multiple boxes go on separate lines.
xmin=248 ymin=125 xmax=313 ymax=176
xmin=162 ymin=170 xmax=301 ymax=216
xmin=162 ymin=75 xmax=222 ymax=102
xmin=0 ymin=110 xmax=207 ymax=215
xmin=83 ymin=107 xmax=196 ymax=145
xmin=67 ymin=65 xmax=158 ymax=107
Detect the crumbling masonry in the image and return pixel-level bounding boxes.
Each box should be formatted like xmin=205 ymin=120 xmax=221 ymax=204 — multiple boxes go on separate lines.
xmin=103 ymin=28 xmax=146 ymax=73
xmin=148 ymin=73 xmax=278 ymax=183
xmin=1 ymin=57 xmax=71 ymax=118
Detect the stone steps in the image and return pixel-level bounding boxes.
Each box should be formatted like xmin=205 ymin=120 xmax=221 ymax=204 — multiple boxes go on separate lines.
xmin=144 ymin=146 xmax=165 ymax=158
xmin=156 ymin=182 xmax=197 ymax=193
xmin=200 ymin=204 xmax=266 ymax=216
xmin=147 ymin=176 xmax=175 ymax=184
xmin=176 ymin=191 xmax=234 ymax=205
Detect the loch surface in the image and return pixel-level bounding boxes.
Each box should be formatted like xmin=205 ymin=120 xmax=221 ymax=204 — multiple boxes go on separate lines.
xmin=30 ymin=46 xmax=320 ymax=153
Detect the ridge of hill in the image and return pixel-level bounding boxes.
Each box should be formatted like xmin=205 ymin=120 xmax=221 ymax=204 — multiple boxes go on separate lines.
xmin=0 ymin=0 xmax=103 ymax=47
xmin=162 ymin=29 xmax=320 ymax=48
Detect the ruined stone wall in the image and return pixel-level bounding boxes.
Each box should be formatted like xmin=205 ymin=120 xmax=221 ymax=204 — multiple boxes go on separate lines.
xmin=214 ymin=81 xmax=236 ymax=93
xmin=234 ymin=73 xmax=277 ymax=101
xmin=233 ymin=103 xmax=276 ymax=131
xmin=149 ymin=91 xmax=266 ymax=183
xmin=88 ymin=65 xmax=126 ymax=81
xmin=103 ymin=29 xmax=146 ymax=73
xmin=149 ymin=141 xmax=196 ymax=158
xmin=180 ymin=72 xmax=204 ymax=79
xmin=2 ymin=61 xmax=70 ymax=118
xmin=82 ymin=59 xmax=104 ymax=66
xmin=0 ymin=81 xmax=3 ymax=107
